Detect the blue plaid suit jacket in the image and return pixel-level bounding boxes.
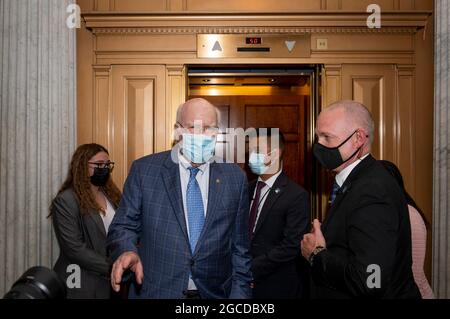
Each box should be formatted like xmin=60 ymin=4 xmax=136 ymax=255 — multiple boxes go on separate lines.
xmin=107 ymin=150 xmax=252 ymax=299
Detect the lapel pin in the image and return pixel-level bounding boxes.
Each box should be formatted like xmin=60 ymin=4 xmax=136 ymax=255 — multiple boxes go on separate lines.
xmin=341 ymin=184 xmax=350 ymax=194
xmin=274 ymin=188 xmax=281 ymax=194
xmin=216 ymin=179 xmax=220 ymax=184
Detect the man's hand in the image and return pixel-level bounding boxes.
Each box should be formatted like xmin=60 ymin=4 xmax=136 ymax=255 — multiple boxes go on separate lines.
xmin=301 ymin=219 xmax=326 ymax=260
xmin=111 ymin=251 xmax=144 ymax=292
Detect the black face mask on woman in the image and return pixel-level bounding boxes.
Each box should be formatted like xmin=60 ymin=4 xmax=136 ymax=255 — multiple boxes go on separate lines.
xmin=90 ymin=167 xmax=110 ymax=186
xmin=313 ymin=130 xmax=363 ymax=170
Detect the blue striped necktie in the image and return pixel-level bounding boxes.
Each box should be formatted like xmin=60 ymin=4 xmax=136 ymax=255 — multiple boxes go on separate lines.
xmin=330 ymin=180 xmax=340 ymax=204
xmin=187 ymin=167 xmax=205 ymax=253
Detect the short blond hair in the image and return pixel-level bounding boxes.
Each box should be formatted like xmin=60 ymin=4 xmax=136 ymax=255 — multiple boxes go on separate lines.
xmin=326 ymin=100 xmax=375 ymax=143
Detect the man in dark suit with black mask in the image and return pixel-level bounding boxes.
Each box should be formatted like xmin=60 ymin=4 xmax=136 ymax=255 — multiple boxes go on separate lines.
xmin=248 ymin=128 xmax=310 ymax=299
xmin=301 ymin=100 xmax=420 ymax=299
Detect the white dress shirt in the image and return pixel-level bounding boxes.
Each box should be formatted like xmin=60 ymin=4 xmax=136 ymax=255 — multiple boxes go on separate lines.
xmin=101 ymin=197 xmax=116 ymax=234
xmin=178 ymin=151 xmax=210 ymax=290
xmin=250 ymin=169 xmax=283 ymax=233
xmin=335 ymin=153 xmax=370 ymax=187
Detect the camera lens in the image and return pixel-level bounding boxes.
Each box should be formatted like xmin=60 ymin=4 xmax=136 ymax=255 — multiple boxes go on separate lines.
xmin=3 ymin=266 xmax=66 ymax=299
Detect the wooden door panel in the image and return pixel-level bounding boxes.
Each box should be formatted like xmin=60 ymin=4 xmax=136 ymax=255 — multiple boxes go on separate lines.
xmin=341 ymin=64 xmax=396 ymax=161
xmin=108 ymin=65 xmax=166 ymax=188
xmin=241 ymin=96 xmax=306 ymax=186
xmin=126 ymin=79 xmax=155 ymax=170
xmin=244 ymin=105 xmax=299 ymax=133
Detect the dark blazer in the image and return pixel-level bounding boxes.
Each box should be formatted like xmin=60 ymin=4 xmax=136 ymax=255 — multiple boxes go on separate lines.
xmin=311 ymin=155 xmax=421 ymax=299
xmin=51 ymin=188 xmax=114 ymax=299
xmin=107 ymin=150 xmax=252 ymax=299
xmin=249 ymin=171 xmax=310 ymax=299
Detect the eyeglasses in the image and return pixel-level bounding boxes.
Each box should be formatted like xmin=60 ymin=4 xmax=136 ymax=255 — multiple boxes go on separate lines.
xmin=88 ymin=161 xmax=115 ymax=171
xmin=176 ymin=122 xmax=220 ymax=135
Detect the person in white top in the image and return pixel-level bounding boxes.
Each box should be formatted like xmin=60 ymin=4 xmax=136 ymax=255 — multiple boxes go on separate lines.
xmin=50 ymin=143 xmax=121 ymax=299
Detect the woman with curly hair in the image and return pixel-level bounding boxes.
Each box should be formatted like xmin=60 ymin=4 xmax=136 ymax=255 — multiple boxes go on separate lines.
xmin=50 ymin=143 xmax=121 ymax=298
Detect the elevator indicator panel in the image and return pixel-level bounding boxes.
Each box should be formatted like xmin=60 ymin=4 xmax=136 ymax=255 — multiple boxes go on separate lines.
xmin=197 ymin=34 xmax=311 ymax=58
xmin=246 ymin=37 xmax=262 ymax=45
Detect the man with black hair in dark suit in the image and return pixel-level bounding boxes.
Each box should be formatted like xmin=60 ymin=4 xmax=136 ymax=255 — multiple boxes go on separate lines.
xmin=248 ymin=128 xmax=310 ymax=299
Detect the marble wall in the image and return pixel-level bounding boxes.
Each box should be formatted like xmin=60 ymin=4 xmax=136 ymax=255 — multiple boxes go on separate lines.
xmin=433 ymin=0 xmax=450 ymax=300
xmin=0 ymin=0 xmax=76 ymax=295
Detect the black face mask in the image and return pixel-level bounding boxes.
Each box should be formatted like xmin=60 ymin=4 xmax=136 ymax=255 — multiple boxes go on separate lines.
xmin=313 ymin=130 xmax=362 ymax=170
xmin=90 ymin=167 xmax=110 ymax=186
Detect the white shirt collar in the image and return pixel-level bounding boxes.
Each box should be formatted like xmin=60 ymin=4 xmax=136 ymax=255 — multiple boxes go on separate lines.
xmin=257 ymin=169 xmax=283 ymax=188
xmin=335 ymin=154 xmax=370 ymax=187
xmin=178 ymin=149 xmax=209 ymax=174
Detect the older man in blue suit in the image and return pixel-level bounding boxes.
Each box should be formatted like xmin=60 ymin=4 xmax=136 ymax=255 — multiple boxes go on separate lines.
xmin=107 ymin=98 xmax=252 ymax=299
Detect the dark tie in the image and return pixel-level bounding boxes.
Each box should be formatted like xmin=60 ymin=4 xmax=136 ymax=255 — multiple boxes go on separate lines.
xmin=248 ymin=181 xmax=266 ymax=239
xmin=186 ymin=167 xmax=205 ymax=253
xmin=330 ymin=180 xmax=340 ymax=204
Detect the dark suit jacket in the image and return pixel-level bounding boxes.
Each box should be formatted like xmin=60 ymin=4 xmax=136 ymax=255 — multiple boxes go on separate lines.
xmin=107 ymin=150 xmax=252 ymax=299
xmin=51 ymin=188 xmax=114 ymax=299
xmin=249 ymin=172 xmax=310 ymax=299
xmin=311 ymin=155 xmax=421 ymax=299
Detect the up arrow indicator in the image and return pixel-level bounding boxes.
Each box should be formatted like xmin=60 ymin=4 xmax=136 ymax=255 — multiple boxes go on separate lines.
xmin=212 ymin=41 xmax=223 ymax=52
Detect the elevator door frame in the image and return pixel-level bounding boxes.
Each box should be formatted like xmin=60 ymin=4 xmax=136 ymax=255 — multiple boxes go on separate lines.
xmin=187 ymin=65 xmax=324 ymax=221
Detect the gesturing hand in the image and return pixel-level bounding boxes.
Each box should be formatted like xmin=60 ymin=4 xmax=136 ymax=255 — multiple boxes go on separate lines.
xmin=301 ymin=219 xmax=326 ymax=260
xmin=111 ymin=251 xmax=144 ymax=292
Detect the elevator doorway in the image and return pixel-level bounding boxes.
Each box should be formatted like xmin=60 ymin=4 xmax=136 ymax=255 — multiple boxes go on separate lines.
xmin=188 ymin=66 xmax=324 ymax=218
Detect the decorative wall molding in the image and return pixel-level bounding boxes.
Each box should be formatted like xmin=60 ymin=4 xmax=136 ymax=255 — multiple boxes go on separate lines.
xmin=83 ymin=11 xmax=431 ymax=35
xmin=165 ymin=64 xmax=186 ymax=148
xmin=89 ymin=26 xmax=420 ymax=35
xmin=93 ymin=64 xmax=112 ymax=74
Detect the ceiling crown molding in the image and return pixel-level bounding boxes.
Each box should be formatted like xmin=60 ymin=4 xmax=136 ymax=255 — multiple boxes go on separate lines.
xmin=83 ymin=11 xmax=431 ymax=35
xmin=89 ymin=26 xmax=420 ymax=35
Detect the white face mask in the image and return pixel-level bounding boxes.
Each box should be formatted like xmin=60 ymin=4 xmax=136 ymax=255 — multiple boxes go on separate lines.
xmin=182 ymin=133 xmax=216 ymax=164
